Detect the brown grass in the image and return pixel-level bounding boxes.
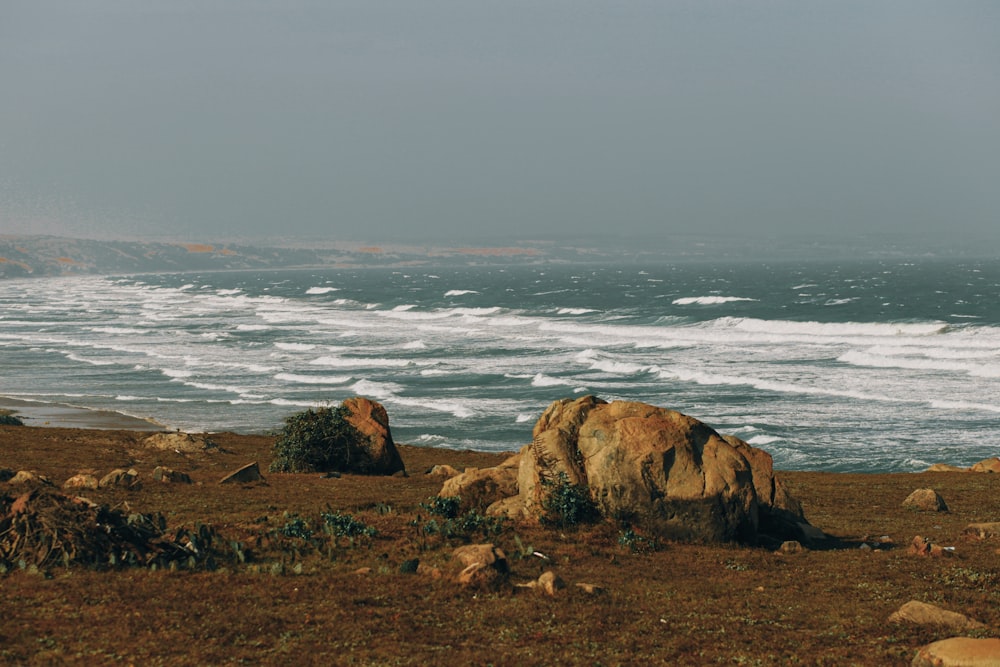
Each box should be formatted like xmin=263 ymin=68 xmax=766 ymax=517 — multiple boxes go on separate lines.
xmin=2 ymin=425 xmax=999 ymax=665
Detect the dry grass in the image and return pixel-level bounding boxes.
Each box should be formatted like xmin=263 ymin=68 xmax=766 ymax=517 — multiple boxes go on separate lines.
xmin=2 ymin=425 xmax=1000 ymax=665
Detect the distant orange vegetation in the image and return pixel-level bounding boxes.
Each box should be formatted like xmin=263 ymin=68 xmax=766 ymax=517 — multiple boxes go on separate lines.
xmin=358 ymin=246 xmax=383 ymax=254
xmin=452 ymin=247 xmax=540 ymax=257
xmin=56 ymin=257 xmax=82 ymax=265
xmin=218 ymin=248 xmax=236 ymax=256
xmin=180 ymin=243 xmax=215 ymax=253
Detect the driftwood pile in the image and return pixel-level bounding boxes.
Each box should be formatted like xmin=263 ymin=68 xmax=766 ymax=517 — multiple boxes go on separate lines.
xmin=0 ymin=486 xmax=212 ymax=570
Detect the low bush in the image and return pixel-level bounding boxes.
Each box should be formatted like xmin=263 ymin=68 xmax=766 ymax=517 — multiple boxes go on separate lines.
xmin=269 ymin=405 xmax=370 ymax=473
xmin=540 ymin=472 xmax=600 ymax=529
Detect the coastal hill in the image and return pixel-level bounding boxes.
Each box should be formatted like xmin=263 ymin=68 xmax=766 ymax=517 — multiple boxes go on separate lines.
xmin=0 ymin=235 xmax=554 ymax=278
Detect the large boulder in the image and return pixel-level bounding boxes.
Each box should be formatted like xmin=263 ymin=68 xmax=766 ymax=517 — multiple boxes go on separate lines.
xmin=341 ymin=397 xmax=406 ymax=475
xmin=439 ymin=454 xmax=521 ymax=514
xmin=449 ymin=396 xmax=813 ymax=545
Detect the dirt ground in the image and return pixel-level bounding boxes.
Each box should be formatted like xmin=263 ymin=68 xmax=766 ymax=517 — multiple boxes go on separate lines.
xmin=2 ymin=424 xmax=999 ymax=666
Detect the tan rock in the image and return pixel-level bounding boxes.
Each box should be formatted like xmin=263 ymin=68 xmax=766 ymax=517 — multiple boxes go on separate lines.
xmin=98 ymin=468 xmax=141 ymax=489
xmin=9 ymin=470 xmax=51 ymax=485
xmin=575 ymin=582 xmax=606 ymax=595
xmin=440 ymin=454 xmax=520 ymax=513
xmin=451 ymin=544 xmax=509 ymax=590
xmin=969 ymin=457 xmax=1000 ymax=473
xmin=63 ymin=474 xmax=99 ymax=490
xmin=964 ymin=522 xmax=1000 ymax=540
xmin=416 ymin=563 xmax=442 ymax=579
xmin=908 ymin=535 xmax=954 ymax=557
xmin=341 ymin=396 xmax=406 ymax=475
xmin=911 ymin=637 xmax=1000 ymax=667
xmin=902 ymin=488 xmax=949 ymax=512
xmin=888 ymin=600 xmax=985 ymax=632
xmin=219 ymin=462 xmax=264 ymax=484
xmin=143 ymin=431 xmax=216 ymax=453
xmin=925 ymin=463 xmax=968 ymax=472
xmin=152 ymin=466 xmax=193 ymax=484
xmin=778 ymin=540 xmax=804 ymax=554
xmin=426 ymin=464 xmax=460 ymax=478
xmin=537 ymin=570 xmax=565 ymax=596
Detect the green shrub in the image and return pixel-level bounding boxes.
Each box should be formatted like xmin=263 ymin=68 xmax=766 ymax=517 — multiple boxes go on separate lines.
xmin=420 ymin=495 xmax=462 ymax=519
xmin=540 ymin=472 xmax=600 ymax=529
xmin=0 ymin=414 xmax=24 ymax=426
xmin=321 ymin=510 xmax=377 ymax=539
xmin=269 ymin=406 xmax=370 ymax=473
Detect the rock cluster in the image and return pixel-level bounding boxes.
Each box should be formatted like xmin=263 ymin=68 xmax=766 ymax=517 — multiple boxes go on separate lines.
xmin=441 ymin=396 xmax=817 ymax=545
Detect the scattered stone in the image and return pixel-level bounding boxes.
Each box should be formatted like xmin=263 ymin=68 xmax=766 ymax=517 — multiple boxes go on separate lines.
xmin=440 ymin=455 xmax=520 ymax=514
xmin=859 ymin=543 xmax=872 ymax=552
xmin=451 ymin=544 xmax=509 ymax=590
xmin=963 ymin=522 xmax=1000 ymax=540
xmin=902 ymin=488 xmax=949 ymax=512
xmin=969 ymin=457 xmax=1000 ymax=473
xmin=143 ymin=431 xmax=217 ymax=453
xmin=575 ymin=582 xmax=606 ymax=595
xmin=417 ymin=563 xmax=442 ymax=579
xmin=911 ymin=637 xmax=1000 ymax=667
xmin=908 ymin=535 xmax=953 ymax=557
xmin=152 ymin=467 xmax=192 ymax=484
xmin=320 ymin=471 xmax=341 ymax=479
xmin=426 ymin=464 xmax=460 ymax=478
xmin=98 ymin=468 xmax=141 ymax=490
xmin=353 ymin=567 xmax=372 ymax=575
xmin=219 ymin=462 xmax=264 ymax=485
xmin=888 ymin=600 xmax=985 ymax=632
xmin=778 ymin=540 xmax=804 ymax=554
xmin=9 ymin=470 xmax=52 ymax=486
xmin=399 ymin=558 xmax=420 ymax=574
xmin=537 ymin=570 xmax=565 ymax=596
xmin=62 ymin=474 xmax=99 ymax=491
xmin=925 ymin=463 xmax=968 ymax=473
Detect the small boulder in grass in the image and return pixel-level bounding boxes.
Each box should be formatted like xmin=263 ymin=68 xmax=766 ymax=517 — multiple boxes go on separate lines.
xmin=911 ymin=637 xmax=1000 ymax=667
xmin=969 ymin=457 xmax=1000 ymax=473
xmin=888 ymin=600 xmax=985 ymax=632
xmin=98 ymin=468 xmax=141 ymax=490
xmin=908 ymin=535 xmax=954 ymax=558
xmin=152 ymin=466 xmax=193 ymax=484
xmin=902 ymin=488 xmax=948 ymax=512
xmin=219 ymin=462 xmax=263 ymax=485
xmin=63 ymin=474 xmax=99 ymax=491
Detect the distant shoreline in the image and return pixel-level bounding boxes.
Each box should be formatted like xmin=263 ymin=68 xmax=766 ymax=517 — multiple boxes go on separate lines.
xmin=0 ymin=396 xmax=165 ymax=432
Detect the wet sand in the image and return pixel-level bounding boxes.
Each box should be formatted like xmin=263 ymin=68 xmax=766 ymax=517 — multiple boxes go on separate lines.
xmin=0 ymin=397 xmax=165 ymax=431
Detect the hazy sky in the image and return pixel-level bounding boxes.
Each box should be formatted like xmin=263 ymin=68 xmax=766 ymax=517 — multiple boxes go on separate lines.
xmin=2 ymin=1 xmax=999 ymax=245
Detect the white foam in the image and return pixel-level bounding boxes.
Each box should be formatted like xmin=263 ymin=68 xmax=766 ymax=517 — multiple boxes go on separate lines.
xmin=747 ymin=435 xmax=782 ymax=445
xmin=162 ymin=369 xmax=194 ymax=378
xmin=274 ymin=373 xmax=353 ymax=385
xmin=350 ymin=379 xmax=403 ymax=400
xmin=306 ymin=286 xmax=339 ymax=294
xmin=531 ymin=373 xmax=575 ymax=387
xmin=402 ymin=340 xmax=427 ymax=349
xmin=445 ymin=290 xmax=479 ymax=296
xmin=673 ymin=296 xmax=757 ymax=305
xmin=274 ymin=342 xmax=317 ymax=351
xmin=515 ymin=413 xmax=534 ymax=423
xmin=310 ymin=356 xmax=412 ymax=368
xmin=557 ymin=308 xmax=598 ymax=315
xmin=64 ymin=353 xmax=116 ymax=366
xmin=235 ymin=324 xmax=270 ymax=331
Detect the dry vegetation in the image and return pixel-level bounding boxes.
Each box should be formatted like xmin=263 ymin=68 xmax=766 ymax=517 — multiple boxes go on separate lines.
xmin=2 ymin=424 xmax=1000 ymax=665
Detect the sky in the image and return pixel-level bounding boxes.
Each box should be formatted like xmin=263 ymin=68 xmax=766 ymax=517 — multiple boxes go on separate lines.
xmin=1 ymin=1 xmax=999 ymax=247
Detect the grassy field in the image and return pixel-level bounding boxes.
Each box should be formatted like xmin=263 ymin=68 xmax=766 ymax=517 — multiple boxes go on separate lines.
xmin=2 ymin=424 xmax=999 ymax=665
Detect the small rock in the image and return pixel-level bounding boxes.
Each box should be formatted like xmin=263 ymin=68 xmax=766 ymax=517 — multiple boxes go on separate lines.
xmin=143 ymin=431 xmax=217 ymax=452
xmin=9 ymin=470 xmax=51 ymax=485
xmin=969 ymin=457 xmax=1000 ymax=473
xmin=152 ymin=466 xmax=192 ymax=484
xmin=425 ymin=464 xmax=460 ymax=478
xmin=859 ymin=543 xmax=872 ymax=552
xmin=575 ymin=582 xmax=606 ymax=595
xmin=908 ymin=535 xmax=953 ymax=558
xmin=321 ymin=471 xmax=341 ymax=479
xmin=902 ymin=488 xmax=949 ymax=512
xmin=62 ymin=474 xmax=99 ymax=490
xmin=98 ymin=468 xmax=141 ymax=490
xmin=888 ymin=600 xmax=985 ymax=632
xmin=451 ymin=544 xmax=509 ymax=590
xmin=779 ymin=540 xmax=804 ymax=554
xmin=353 ymin=567 xmax=372 ymax=575
xmin=417 ymin=563 xmax=442 ymax=579
xmin=537 ymin=570 xmax=565 ymax=597
xmin=219 ymin=462 xmax=264 ymax=484
xmin=964 ymin=522 xmax=1000 ymax=540
xmin=912 ymin=637 xmax=1000 ymax=667
xmin=925 ymin=463 xmax=968 ymax=473
xmin=400 ymin=558 xmax=420 ymax=574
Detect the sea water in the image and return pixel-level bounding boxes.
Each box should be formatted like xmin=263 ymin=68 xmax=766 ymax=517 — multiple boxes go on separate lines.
xmin=1 ymin=258 xmax=998 ymax=472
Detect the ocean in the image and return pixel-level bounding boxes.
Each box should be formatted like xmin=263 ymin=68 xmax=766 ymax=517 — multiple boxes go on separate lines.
xmin=1 ymin=258 xmax=998 ymax=472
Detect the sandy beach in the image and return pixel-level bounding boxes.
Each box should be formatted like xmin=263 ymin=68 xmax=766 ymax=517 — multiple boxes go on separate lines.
xmin=0 ymin=396 xmax=164 ymax=431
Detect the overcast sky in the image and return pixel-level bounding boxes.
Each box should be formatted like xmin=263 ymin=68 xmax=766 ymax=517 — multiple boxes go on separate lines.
xmin=2 ymin=1 xmax=999 ymax=246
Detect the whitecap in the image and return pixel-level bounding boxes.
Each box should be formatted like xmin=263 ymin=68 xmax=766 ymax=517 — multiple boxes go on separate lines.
xmin=673 ymin=296 xmax=757 ymax=305
xmin=515 ymin=413 xmax=534 ymax=423
xmin=402 ymin=340 xmax=427 ymax=349
xmin=531 ymin=373 xmax=575 ymax=387
xmin=747 ymin=435 xmax=782 ymax=446
xmin=274 ymin=372 xmax=353 ymax=385
xmin=306 ymin=286 xmax=339 ymax=295
xmin=274 ymin=342 xmax=317 ymax=351
xmin=351 ymin=379 xmax=403 ymax=399
xmin=445 ymin=290 xmax=479 ymax=296
xmin=310 ymin=356 xmax=412 ymax=368
xmin=557 ymin=308 xmax=598 ymax=315
xmin=235 ymin=324 xmax=270 ymax=331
